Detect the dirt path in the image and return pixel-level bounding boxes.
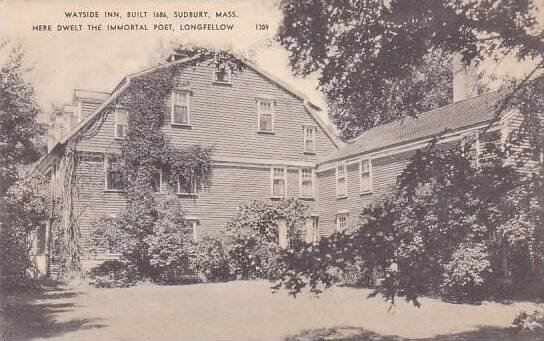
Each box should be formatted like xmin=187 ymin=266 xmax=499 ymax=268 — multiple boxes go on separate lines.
xmin=2 ymin=280 xmax=543 ymax=341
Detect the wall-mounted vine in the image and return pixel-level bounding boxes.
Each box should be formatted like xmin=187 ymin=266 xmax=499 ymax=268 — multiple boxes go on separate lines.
xmin=53 ymin=48 xmax=246 ymax=278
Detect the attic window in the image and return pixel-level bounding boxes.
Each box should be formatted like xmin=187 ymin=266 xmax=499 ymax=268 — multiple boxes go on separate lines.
xmin=114 ymin=108 xmax=128 ymax=139
xmin=213 ymin=66 xmax=231 ymax=84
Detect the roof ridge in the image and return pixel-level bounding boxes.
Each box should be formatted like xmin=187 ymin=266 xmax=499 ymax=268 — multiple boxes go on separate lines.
xmin=349 ymin=90 xmax=501 ymax=144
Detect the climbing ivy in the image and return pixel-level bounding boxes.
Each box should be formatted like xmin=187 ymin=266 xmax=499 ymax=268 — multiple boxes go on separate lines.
xmin=88 ymin=48 xmax=246 ymax=280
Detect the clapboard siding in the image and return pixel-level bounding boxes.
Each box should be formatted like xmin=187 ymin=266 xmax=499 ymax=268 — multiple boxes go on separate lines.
xmin=63 ymin=60 xmax=337 ymax=258
xmin=76 ymin=62 xmax=338 ymax=161
xmin=71 ymin=158 xmax=319 ymax=257
xmin=316 ymin=140 xmax=464 ymax=236
xmin=73 ymin=156 xmax=126 ymax=255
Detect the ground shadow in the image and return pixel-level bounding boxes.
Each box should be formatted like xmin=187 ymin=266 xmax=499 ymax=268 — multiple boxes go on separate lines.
xmin=282 ymin=326 xmax=543 ymax=341
xmin=1 ymin=281 xmax=106 ymax=341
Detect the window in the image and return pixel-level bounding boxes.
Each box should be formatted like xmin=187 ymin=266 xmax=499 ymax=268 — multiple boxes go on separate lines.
xmin=336 ymin=213 xmax=349 ymax=232
xmin=114 ymin=108 xmax=128 ymax=139
xmin=360 ymin=159 xmax=373 ymax=193
xmin=105 ymin=157 xmax=125 ymax=191
xmin=336 ymin=163 xmax=347 ymax=198
xmin=213 ymin=66 xmax=231 ymax=83
xmin=152 ymin=170 xmax=162 ymax=193
xmin=257 ymin=99 xmax=274 ymax=132
xmin=304 ymin=217 xmax=319 ymax=244
xmin=461 ymin=132 xmax=480 ymax=167
xmin=300 ymin=168 xmax=315 ymax=198
xmin=177 ymin=174 xmax=196 ymax=195
xmin=304 ymin=125 xmax=316 ymax=153
xmin=271 ymin=167 xmax=287 ymax=197
xmin=171 ymin=90 xmax=190 ymax=125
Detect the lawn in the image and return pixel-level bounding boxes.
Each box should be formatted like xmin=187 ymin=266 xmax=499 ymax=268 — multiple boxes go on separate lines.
xmin=2 ymin=280 xmax=543 ymax=341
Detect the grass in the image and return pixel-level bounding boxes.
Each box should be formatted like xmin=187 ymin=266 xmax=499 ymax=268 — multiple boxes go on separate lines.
xmin=1 ymin=280 xmax=543 ymax=341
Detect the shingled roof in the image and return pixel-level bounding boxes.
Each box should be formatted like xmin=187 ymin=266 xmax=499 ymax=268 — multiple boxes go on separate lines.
xmin=322 ymin=91 xmax=503 ymax=163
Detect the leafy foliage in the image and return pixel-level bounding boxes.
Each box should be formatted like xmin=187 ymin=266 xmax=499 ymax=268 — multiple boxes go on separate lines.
xmin=278 ymin=0 xmax=543 ymax=140
xmin=513 ymin=310 xmax=544 ymax=331
xmin=87 ymin=48 xmax=254 ymax=282
xmin=275 ymin=137 xmax=544 ymax=305
xmin=87 ymin=260 xmax=140 ymax=288
xmin=0 ymin=43 xmax=45 ymax=291
xmin=0 ymin=171 xmax=48 ymax=290
xmin=0 ymin=43 xmax=43 ymax=195
xmin=226 ymin=199 xmax=311 ymax=279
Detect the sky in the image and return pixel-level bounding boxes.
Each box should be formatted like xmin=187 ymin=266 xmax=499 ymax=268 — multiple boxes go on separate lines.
xmin=1 ymin=0 xmax=543 ymax=124
xmin=0 ymin=0 xmax=325 ymax=122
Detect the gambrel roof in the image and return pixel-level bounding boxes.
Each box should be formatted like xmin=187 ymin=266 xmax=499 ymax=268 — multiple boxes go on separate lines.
xmin=322 ymin=91 xmax=503 ymax=163
xmin=37 ymin=54 xmax=342 ymax=171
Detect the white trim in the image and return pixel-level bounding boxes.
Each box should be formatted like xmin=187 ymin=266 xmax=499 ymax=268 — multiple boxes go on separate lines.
xmin=214 ymin=156 xmax=315 ymax=168
xmin=171 ymin=89 xmax=191 ymax=126
xmin=299 ymin=167 xmax=315 ymax=199
xmin=335 ymin=162 xmax=348 ymax=198
xmin=257 ymin=98 xmax=274 ymax=133
xmin=359 ymin=158 xmax=373 ymax=194
xmin=270 ymin=166 xmax=287 ymax=198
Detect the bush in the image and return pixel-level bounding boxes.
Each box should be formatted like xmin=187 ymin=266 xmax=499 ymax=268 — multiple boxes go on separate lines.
xmin=340 ymin=261 xmax=378 ymax=287
xmin=89 ymin=191 xmax=196 ymax=284
xmin=87 ymin=260 xmax=140 ymax=288
xmin=192 ymin=235 xmax=234 ymax=282
xmin=225 ymin=199 xmax=310 ymax=280
xmin=441 ymin=243 xmax=491 ymax=302
xmin=512 ymin=310 xmax=544 ymax=331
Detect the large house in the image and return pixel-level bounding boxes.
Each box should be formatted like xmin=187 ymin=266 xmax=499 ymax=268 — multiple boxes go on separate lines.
xmin=34 ymin=53 xmax=522 ymax=275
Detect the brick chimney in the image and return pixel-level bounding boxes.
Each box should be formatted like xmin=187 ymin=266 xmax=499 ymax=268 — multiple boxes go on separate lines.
xmin=452 ymin=54 xmax=479 ymax=102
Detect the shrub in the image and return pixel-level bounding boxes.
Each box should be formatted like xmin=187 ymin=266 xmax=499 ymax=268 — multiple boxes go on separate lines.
xmin=89 ymin=191 xmax=196 ymax=284
xmin=512 ymin=310 xmax=544 ymax=331
xmin=226 ymin=199 xmax=310 ymax=279
xmin=87 ymin=260 xmax=140 ymax=288
xmin=441 ymin=243 xmax=491 ymax=302
xmin=340 ymin=260 xmax=378 ymax=287
xmin=192 ymin=235 xmax=234 ymax=282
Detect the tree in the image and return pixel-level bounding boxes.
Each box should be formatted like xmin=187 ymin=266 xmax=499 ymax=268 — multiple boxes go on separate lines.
xmin=0 ymin=42 xmax=45 ymax=290
xmin=274 ymin=1 xmax=544 ymax=304
xmin=275 ymin=138 xmax=544 ymax=305
xmin=278 ymin=0 xmax=543 ymax=140
xmin=0 ymin=42 xmax=42 ymax=195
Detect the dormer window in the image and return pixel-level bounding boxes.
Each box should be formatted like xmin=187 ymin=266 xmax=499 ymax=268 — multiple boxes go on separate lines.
xmin=114 ymin=108 xmax=128 ymax=139
xmin=171 ymin=90 xmax=190 ymax=126
xmin=213 ymin=66 xmax=231 ymax=84
xmin=257 ymin=99 xmax=274 ymax=133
